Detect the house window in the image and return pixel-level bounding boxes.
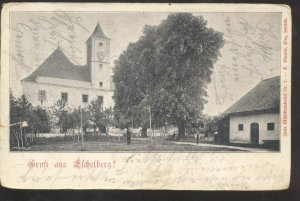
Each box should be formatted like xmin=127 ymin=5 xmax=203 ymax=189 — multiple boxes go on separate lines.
xmin=38 ymin=90 xmax=46 ymax=104
xmin=61 ymin=92 xmax=68 ymax=102
xmin=98 ymin=96 xmax=103 ymax=104
xmin=238 ymin=124 xmax=243 ymax=131
xmin=99 ymin=63 xmax=103 ymax=68
xmin=99 ymin=82 xmax=103 ymax=87
xmin=82 ymin=94 xmax=88 ymax=103
xmin=267 ymin=123 xmax=275 ymax=130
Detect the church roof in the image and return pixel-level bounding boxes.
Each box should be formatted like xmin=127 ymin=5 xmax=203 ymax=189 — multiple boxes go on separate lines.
xmin=90 ymin=22 xmax=109 ymax=39
xmin=224 ymin=76 xmax=280 ymax=114
xmin=22 ymin=47 xmax=90 ymax=83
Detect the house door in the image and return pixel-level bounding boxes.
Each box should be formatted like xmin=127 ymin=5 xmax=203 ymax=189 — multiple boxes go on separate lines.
xmin=250 ymin=123 xmax=259 ymax=144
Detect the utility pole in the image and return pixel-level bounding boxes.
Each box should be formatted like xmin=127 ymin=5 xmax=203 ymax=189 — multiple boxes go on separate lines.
xmin=77 ymin=119 xmax=79 ymax=142
xmin=149 ymin=107 xmax=152 ymax=146
xmin=20 ymin=117 xmax=23 ymax=149
xmin=80 ymin=106 xmax=84 ymax=150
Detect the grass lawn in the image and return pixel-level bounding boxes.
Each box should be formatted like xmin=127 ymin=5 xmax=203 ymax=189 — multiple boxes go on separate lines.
xmin=28 ymin=136 xmax=243 ymax=152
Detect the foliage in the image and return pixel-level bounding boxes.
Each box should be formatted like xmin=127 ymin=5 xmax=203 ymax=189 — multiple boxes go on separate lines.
xmin=113 ymin=13 xmax=224 ymax=138
xmin=113 ymin=113 xmax=129 ymax=129
xmin=89 ymin=98 xmax=105 ymax=133
xmin=102 ymin=107 xmax=114 ymax=131
xmin=10 ymin=90 xmax=118 ymax=150
xmin=27 ymin=106 xmax=51 ymax=134
xmin=10 ymin=89 xmax=20 ymax=125
xmin=203 ymin=115 xmax=221 ymax=133
xmin=74 ymin=105 xmax=93 ymax=134
xmin=10 ymin=90 xmax=51 ymax=149
xmin=50 ymin=99 xmax=71 ymax=133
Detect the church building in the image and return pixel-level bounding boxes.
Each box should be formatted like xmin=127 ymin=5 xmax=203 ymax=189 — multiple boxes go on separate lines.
xmin=21 ymin=22 xmax=114 ymax=109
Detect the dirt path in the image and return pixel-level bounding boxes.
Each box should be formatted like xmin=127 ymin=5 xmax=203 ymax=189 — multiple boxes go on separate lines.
xmin=173 ymin=141 xmax=275 ymax=152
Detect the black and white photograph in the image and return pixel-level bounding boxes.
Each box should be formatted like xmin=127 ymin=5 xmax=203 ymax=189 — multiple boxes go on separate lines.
xmin=8 ymin=10 xmax=282 ymax=152
xmin=0 ymin=3 xmax=291 ymax=191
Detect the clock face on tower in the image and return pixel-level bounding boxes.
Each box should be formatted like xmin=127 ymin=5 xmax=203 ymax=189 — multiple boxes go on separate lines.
xmin=97 ymin=51 xmax=105 ymax=61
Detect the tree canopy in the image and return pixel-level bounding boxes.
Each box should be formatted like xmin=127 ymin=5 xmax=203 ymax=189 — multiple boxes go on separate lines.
xmin=9 ymin=91 xmax=51 ymax=149
xmin=114 ymin=13 xmax=224 ymax=138
xmin=89 ymin=98 xmax=114 ymax=134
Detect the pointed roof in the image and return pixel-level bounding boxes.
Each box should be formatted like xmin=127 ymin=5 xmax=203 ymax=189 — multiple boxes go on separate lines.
xmin=90 ymin=22 xmax=109 ymax=39
xmin=22 ymin=47 xmax=90 ymax=83
xmin=224 ymin=76 xmax=280 ymax=114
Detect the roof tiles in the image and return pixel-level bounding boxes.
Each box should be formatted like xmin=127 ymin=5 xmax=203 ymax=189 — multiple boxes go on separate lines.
xmin=224 ymin=76 xmax=280 ymax=114
xmin=22 ymin=48 xmax=90 ymax=83
xmin=91 ymin=22 xmax=109 ymax=39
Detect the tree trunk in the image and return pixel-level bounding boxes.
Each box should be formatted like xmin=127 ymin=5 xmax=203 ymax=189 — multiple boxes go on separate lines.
xmin=20 ymin=128 xmax=24 ymax=148
xmin=177 ymin=120 xmax=185 ymax=139
xmin=127 ymin=128 xmax=131 ymax=145
xmin=77 ymin=128 xmax=80 ymax=142
xmin=105 ymin=126 xmax=108 ymax=136
xmin=13 ymin=130 xmax=20 ymax=150
xmin=141 ymin=127 xmax=147 ymax=138
xmin=163 ymin=126 xmax=166 ymax=145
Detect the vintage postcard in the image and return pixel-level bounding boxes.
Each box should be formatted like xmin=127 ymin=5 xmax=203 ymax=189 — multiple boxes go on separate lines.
xmin=0 ymin=3 xmax=291 ymax=190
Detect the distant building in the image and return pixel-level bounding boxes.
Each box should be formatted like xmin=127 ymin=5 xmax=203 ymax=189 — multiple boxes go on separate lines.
xmin=217 ymin=76 xmax=280 ymax=145
xmin=21 ymin=22 xmax=114 ymax=108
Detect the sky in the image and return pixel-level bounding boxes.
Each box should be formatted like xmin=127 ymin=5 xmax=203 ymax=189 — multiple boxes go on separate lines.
xmin=9 ymin=11 xmax=281 ymax=115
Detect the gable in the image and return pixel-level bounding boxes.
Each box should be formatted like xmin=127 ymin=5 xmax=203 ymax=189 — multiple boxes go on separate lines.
xmin=22 ymin=48 xmax=90 ymax=83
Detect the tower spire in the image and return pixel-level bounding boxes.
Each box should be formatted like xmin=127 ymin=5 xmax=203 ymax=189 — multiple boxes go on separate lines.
xmin=91 ymin=21 xmax=109 ymax=39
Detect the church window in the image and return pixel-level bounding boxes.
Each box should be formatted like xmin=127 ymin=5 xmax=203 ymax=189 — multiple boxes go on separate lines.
xmin=82 ymin=94 xmax=88 ymax=103
xmin=38 ymin=90 xmax=46 ymax=104
xmin=61 ymin=93 xmax=68 ymax=102
xmin=99 ymin=82 xmax=103 ymax=87
xmin=267 ymin=123 xmax=275 ymax=130
xmin=98 ymin=96 xmax=103 ymax=104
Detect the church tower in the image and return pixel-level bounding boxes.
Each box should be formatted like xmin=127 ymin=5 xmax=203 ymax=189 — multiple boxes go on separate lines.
xmin=86 ymin=22 xmax=111 ymax=89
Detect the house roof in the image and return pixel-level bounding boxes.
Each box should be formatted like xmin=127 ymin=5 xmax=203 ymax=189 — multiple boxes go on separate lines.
xmin=224 ymin=76 xmax=280 ymax=114
xmin=22 ymin=47 xmax=90 ymax=83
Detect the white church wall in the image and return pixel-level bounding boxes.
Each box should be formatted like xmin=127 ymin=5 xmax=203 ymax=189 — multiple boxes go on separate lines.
xmin=22 ymin=81 xmax=114 ymax=109
xmin=37 ymin=77 xmax=91 ymax=88
xmin=229 ymin=113 xmax=280 ymax=144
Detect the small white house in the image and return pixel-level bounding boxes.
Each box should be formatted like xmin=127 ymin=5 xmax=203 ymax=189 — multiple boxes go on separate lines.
xmin=217 ymin=76 xmax=280 ymax=145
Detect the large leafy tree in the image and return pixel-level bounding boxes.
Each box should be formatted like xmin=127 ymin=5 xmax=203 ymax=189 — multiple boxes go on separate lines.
xmin=10 ymin=90 xmax=19 ymax=125
xmin=10 ymin=90 xmax=21 ymax=149
xmin=89 ymin=98 xmax=112 ymax=134
xmin=50 ymin=99 xmax=71 ymax=133
xmin=27 ymin=106 xmax=51 ymax=138
xmin=113 ymin=26 xmax=158 ymax=137
xmin=10 ymin=91 xmax=51 ymax=149
xmin=113 ymin=13 xmax=224 ymax=138
xmin=102 ymin=107 xmax=114 ymax=135
xmin=15 ymin=95 xmax=32 ymax=148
